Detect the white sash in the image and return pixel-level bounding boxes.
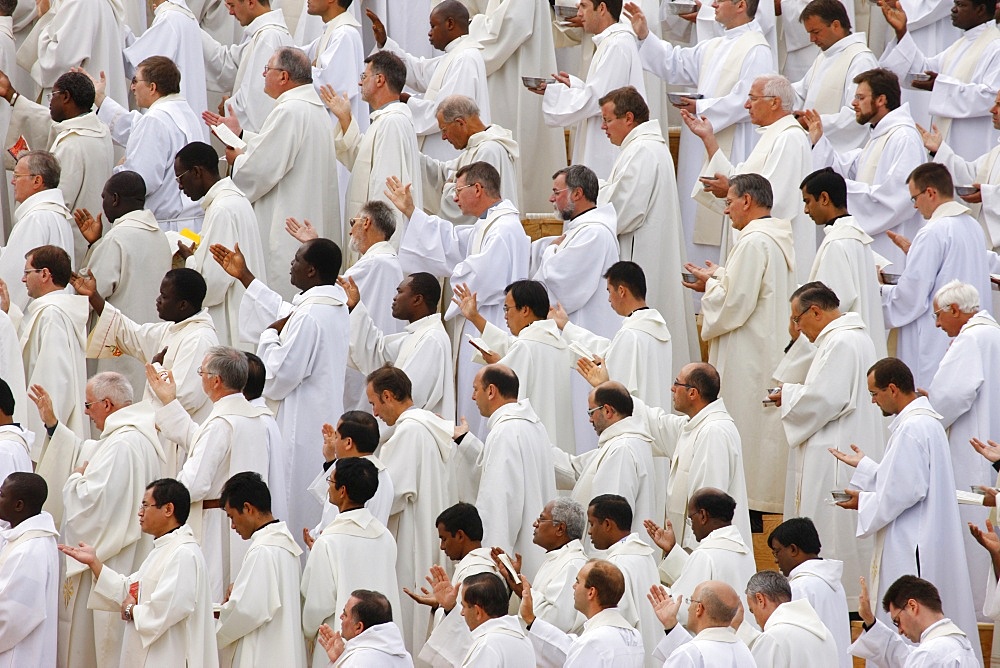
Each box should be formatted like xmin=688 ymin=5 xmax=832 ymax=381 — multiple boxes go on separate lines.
xmin=234 ymin=22 xmax=289 ymax=93
xmin=858 ymin=125 xmax=907 ymax=183
xmin=975 ymin=145 xmax=1000 ymax=246
xmin=0 ymin=529 xmax=52 ymax=570
xmin=807 ymin=41 xmax=870 ymax=113
xmin=932 ymin=24 xmax=1000 ymax=140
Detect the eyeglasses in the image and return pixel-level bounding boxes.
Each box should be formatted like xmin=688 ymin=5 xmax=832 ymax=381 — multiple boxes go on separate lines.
xmin=535 ymin=516 xmax=562 ymax=525
xmin=672 ymin=379 xmax=695 ymax=389
xmin=196 ymin=367 xmax=218 ymax=377
xmin=891 ymin=608 xmax=904 ymax=628
xmin=263 ymin=66 xmax=286 ymax=75
xmin=684 ymin=597 xmax=703 ymax=605
xmin=455 ymin=183 xmax=478 ymax=194
xmin=11 ymin=172 xmax=35 ymax=180
xmin=791 ymin=307 xmax=811 ymax=325
xmin=131 ymin=77 xmax=148 ymax=86
xmin=932 ymin=305 xmax=949 ymax=320
xmin=349 ymin=217 xmax=364 ymax=227
xmin=502 ymin=304 xmax=515 ymax=313
xmin=551 ymin=187 xmax=570 ymax=196
xmin=139 ymin=501 xmax=161 ymax=510
xmin=84 ymin=398 xmax=108 ymax=409
xmin=22 ymin=268 xmax=43 ymax=277
xmin=174 ymin=169 xmax=190 ymax=183
xmin=868 ymin=387 xmax=885 ymax=398
xmin=910 ymin=189 xmax=929 ymax=204
xmin=587 ymin=405 xmax=606 ymax=417
xmin=746 ymin=94 xmax=777 ymax=102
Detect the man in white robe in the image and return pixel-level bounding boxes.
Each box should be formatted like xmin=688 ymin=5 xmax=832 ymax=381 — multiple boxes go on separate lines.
xmin=0 ymin=382 xmax=31 ymax=483
xmin=682 ymin=174 xmax=794 ymax=515
xmin=455 ymin=280 xmax=576 ymax=455
xmin=588 ymin=494 xmax=667 ymax=667
xmin=646 ymin=488 xmax=758 ymax=627
xmin=371 ymin=1 xmax=490 ymax=162
xmin=742 ymin=570 xmax=841 ymax=667
xmin=850 ymin=574 xmax=981 ymax=666
xmin=73 ymin=267 xmax=219 ymax=475
xmin=78 ymin=172 xmax=172 ymax=394
xmin=522 ymin=559 xmax=645 ymax=667
xmin=216 ymin=471 xmax=306 ymax=668
xmin=772 ymin=282 xmax=883 ymax=609
xmin=30 ymin=373 xmax=162 ymax=668
xmin=596 ymin=86 xmax=697 ymax=367
xmin=806 ymin=67 xmax=925 ymax=269
xmin=779 ymin=0 xmax=856 ymax=81
xmin=386 ymin=162 xmax=529 ymax=440
xmin=647 ymin=580 xmax=756 ymax=668
xmin=0 ymin=473 xmax=59 ymax=668
xmin=325 ymin=50 xmax=422 ymax=256
xmin=301 ymin=457 xmax=401 ymax=666
xmin=61 ymin=478 xmax=219 ymax=667
xmin=792 ymin=0 xmax=877 ymax=153
xmin=174 ymin=141 xmax=266 ymax=348
xmin=767 ymin=517 xmax=852 ymax=667
xmin=0 ymin=150 xmax=74 ymax=311
xmin=627 ymin=362 xmax=753 ymax=550
xmin=0 ymin=69 xmax=113 ymax=265
xmin=553 ymin=382 xmax=656 ymax=546
xmin=626 ymin=0 xmax=774 ymax=267
xmin=879 ymin=0 xmax=1000 ymax=160
xmin=212 ymin=237 xmax=348 ymax=546
xmin=362 ymin=365 xmax=452 ymax=654
xmin=882 ymin=162 xmax=990 ymax=387
xmin=492 ymin=498 xmax=588 ymax=633
xmin=210 ymin=47 xmax=340 ymax=300
xmin=16 ymin=245 xmax=87 ymax=451
xmin=419 ymin=95 xmax=519 ymax=221
xmin=343 ymin=272 xmax=453 ymax=418
xmin=457 ymin=573 xmax=536 ymax=665
xmin=684 ymin=74 xmax=814 ymax=280
xmin=539 ymin=0 xmax=645 ymax=179
xmin=147 ymin=347 xmax=272 ymax=602
xmin=315 ymin=591 xmax=413 ymax=667
xmin=124 ymin=0 xmax=209 ymax=118
xmin=452 ymin=364 xmax=555 ymax=578
xmin=20 ymin=0 xmax=129 ymax=106
xmin=831 ymin=357 xmax=981 ymax=653
xmin=91 ymin=57 xmax=205 ymax=232
xmin=799 ymin=167 xmax=887 ymax=355
xmin=926 ymin=279 xmax=1000 ymax=620
xmin=200 ymin=0 xmax=292 ymax=132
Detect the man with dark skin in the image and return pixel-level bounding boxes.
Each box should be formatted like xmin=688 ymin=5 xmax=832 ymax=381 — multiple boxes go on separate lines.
xmin=72 ymin=171 xmax=147 ymax=241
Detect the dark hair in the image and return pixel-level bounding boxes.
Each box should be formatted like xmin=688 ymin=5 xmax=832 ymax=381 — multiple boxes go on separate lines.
xmin=504 ymin=280 xmax=549 ymax=319
xmin=584 ymin=559 xmax=626 ymax=607
xmin=455 ymin=162 xmax=502 ymax=198
xmin=139 ymin=56 xmax=181 ymax=96
xmin=3 ymin=472 xmax=47 ymax=514
xmin=462 ymin=573 xmax=510 ymax=617
xmin=175 ymin=141 xmax=221 ymax=176
xmin=164 ymin=268 xmax=207 ymax=310
xmin=407 ymin=272 xmax=442 ymax=312
xmin=767 ymin=517 xmax=822 ymax=554
xmin=338 ymin=411 xmax=380 ymax=454
xmin=349 ymin=589 xmax=393 ymax=627
xmin=480 ymin=364 xmax=519 ymax=399
xmin=691 ymin=488 xmax=736 ymax=522
xmin=436 ymin=502 xmax=484 ymax=541
xmin=971 ymin=0 xmax=998 ymax=18
xmin=686 ymin=364 xmax=720 ymax=403
xmin=791 ymin=281 xmax=840 ymax=311
xmin=53 ymin=71 xmax=96 ymax=111
xmin=882 ymin=575 xmax=942 ymax=614
xmin=598 ymin=86 xmax=650 ymax=124
xmin=333 ymin=457 xmax=380 ymax=504
xmin=364 ymin=51 xmax=407 ymax=94
xmin=243 ymin=352 xmax=266 ymax=401
xmin=730 ymin=173 xmax=774 ymax=209
xmin=604 ymin=261 xmax=646 ymax=299
xmin=0 ymin=378 xmax=13 ymax=416
xmin=907 ymin=162 xmax=954 ymax=199
xmin=800 ymin=167 xmax=848 ymax=209
xmin=366 ymin=365 xmax=412 ymax=402
xmin=26 ymin=245 xmax=71 ymax=287
xmin=597 ymin=0 xmax=624 ymax=20
xmin=301 ymin=238 xmax=343 ymax=283
xmin=593 ymin=383 xmax=633 ymax=417
xmin=744 ymin=0 xmax=760 ymax=18
xmin=868 ymin=357 xmax=915 ymax=394
xmin=853 ymin=68 xmax=901 ymax=111
xmin=106 ymin=171 xmax=147 ymax=202
xmin=220 ymin=471 xmax=272 ymax=514
xmin=799 ymin=0 xmax=851 ymax=29
xmin=588 ymin=494 xmax=633 ymax=531
xmin=146 ymin=478 xmax=191 ymax=525
xmin=553 ymin=165 xmax=600 ymax=203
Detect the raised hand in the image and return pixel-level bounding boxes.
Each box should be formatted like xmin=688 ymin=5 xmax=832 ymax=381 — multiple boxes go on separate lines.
xmin=915 ymin=122 xmax=942 ymax=153
xmin=73 ymin=208 xmax=103 ymax=245
xmin=319 ymin=86 xmax=353 ymax=130
xmin=644 ymin=518 xmax=676 ymax=554
xmin=680 ymin=109 xmax=715 ymax=141
xmin=453 ymin=417 xmax=470 ymax=442
xmin=70 ymin=269 xmax=97 ymax=297
xmin=576 ymin=356 xmax=609 ymax=387
xmin=321 ymin=423 xmax=338 ymax=461
xmin=426 ymin=564 xmax=458 ymax=612
xmin=880 ymin=0 xmax=908 ymax=40
xmin=384 ymin=176 xmax=415 ymax=219
xmin=302 ymin=527 xmax=315 ymax=550
xmin=858 ymin=576 xmax=875 ymax=626
xmin=336 ymin=275 xmax=361 ymax=310
xmin=58 ymin=541 xmax=98 ymax=566
xmin=402 ymin=585 xmax=439 ymax=607
xmin=27 ymin=384 xmax=57 ymax=429
xmin=647 ymin=585 xmax=682 ymax=630
xmin=285 ymin=217 xmax=318 ymax=243
xmin=971 ymin=437 xmax=1000 ymax=463
xmin=366 ymin=9 xmax=388 ymax=47
xmin=210 ymin=243 xmax=254 ymax=287
xmin=490 ymin=547 xmax=524 ymax=596
xmin=0 ymin=278 xmax=9 ymax=314
xmin=829 ymin=443 xmax=866 ymax=468
xmin=317 ymin=624 xmax=346 ymax=662
xmin=519 ymin=576 xmax=536 ymax=625
xmin=622 ymin=2 xmax=650 ymax=40
xmin=202 ymin=104 xmax=242 ymax=136
xmin=70 ymin=68 xmax=105 ymax=107
xmin=150 ymin=346 xmax=168 ymax=366
xmin=886 ymin=230 xmax=911 ymax=255
xmin=549 ymin=302 xmax=569 ymax=330
xmin=970 ymin=519 xmax=1000 ymax=556
xmin=452 ymin=283 xmax=481 ymax=323
xmin=144 ymin=363 xmax=176 ymax=405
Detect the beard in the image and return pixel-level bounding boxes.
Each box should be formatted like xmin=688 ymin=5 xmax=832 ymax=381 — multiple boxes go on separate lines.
xmin=349 ymin=237 xmax=360 ymax=253
xmin=855 ymin=108 xmax=876 ymax=126
xmin=556 ymin=204 xmax=575 ymax=221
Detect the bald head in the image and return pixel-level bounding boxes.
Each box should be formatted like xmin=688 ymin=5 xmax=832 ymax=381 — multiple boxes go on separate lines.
xmin=697 ymin=581 xmax=742 ymax=625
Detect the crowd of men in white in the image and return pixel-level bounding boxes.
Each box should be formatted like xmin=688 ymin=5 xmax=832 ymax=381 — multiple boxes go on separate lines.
xmin=3 ymin=0 xmax=1000 ymax=665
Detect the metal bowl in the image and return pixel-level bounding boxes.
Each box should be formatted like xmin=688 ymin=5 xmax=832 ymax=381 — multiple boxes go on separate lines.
xmin=521 ymin=76 xmax=555 ymax=89
xmin=665 ymin=2 xmax=698 ymax=13
xmin=831 ymin=491 xmax=852 ymax=503
xmin=881 ymin=272 xmax=901 ymax=285
xmin=554 ymin=5 xmax=577 ymax=19
xmin=955 ymin=185 xmax=980 ymax=196
xmin=904 ymin=72 xmax=933 ymax=86
xmin=681 ymin=272 xmax=696 ymax=282
xmin=668 ymin=92 xmax=704 ymax=105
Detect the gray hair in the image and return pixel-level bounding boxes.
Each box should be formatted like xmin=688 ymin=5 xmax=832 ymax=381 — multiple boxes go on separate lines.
xmin=550 ymin=498 xmax=585 ymax=540
xmin=438 ymin=95 xmax=481 ymax=123
xmin=554 ymin=165 xmax=599 ymax=203
xmin=274 ymin=47 xmax=312 ymax=84
xmin=730 ymin=173 xmax=773 ymax=209
xmin=359 ymin=200 xmax=396 ymax=240
xmin=17 ymin=150 xmax=60 ymax=189
xmin=87 ymin=372 xmax=133 ymax=407
xmin=757 ymin=75 xmax=795 ymax=112
xmin=746 ymin=570 xmax=792 ymax=603
xmin=204 ymin=346 xmax=249 ymax=391
xmin=934 ymin=279 xmax=980 ymax=313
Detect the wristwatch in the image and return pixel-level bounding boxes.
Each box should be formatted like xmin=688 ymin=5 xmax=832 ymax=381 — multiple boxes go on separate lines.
xmin=124 ymin=603 xmax=135 ymax=621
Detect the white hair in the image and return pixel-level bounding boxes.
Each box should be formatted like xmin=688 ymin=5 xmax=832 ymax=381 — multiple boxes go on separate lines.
xmin=934 ymin=279 xmax=979 ymax=313
xmin=757 ymin=75 xmax=795 ymax=112
xmin=87 ymin=372 xmax=133 ymax=407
